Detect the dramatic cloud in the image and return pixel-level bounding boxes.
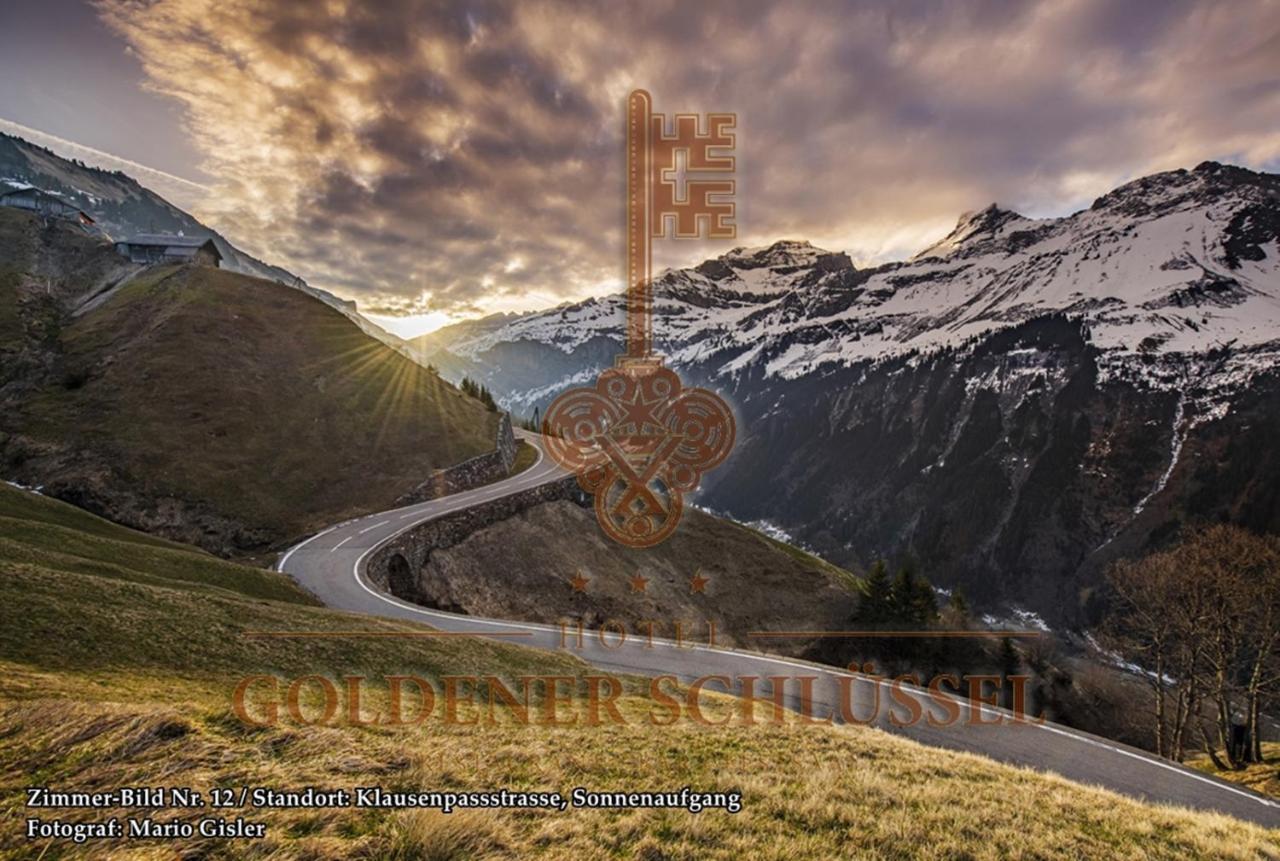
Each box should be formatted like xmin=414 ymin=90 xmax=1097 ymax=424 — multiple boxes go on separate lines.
xmin=95 ymin=0 xmax=1280 ymax=329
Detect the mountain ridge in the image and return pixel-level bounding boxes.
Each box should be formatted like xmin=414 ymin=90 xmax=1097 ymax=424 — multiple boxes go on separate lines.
xmin=415 ymin=162 xmax=1280 ymax=622
xmin=0 ymin=131 xmax=423 ymax=361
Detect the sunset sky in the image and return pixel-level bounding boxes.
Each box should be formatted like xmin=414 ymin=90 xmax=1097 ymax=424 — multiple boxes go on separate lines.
xmin=2 ymin=0 xmax=1279 ymax=336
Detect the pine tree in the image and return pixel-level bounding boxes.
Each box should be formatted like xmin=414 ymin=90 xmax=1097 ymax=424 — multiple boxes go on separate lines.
xmin=999 ymin=636 xmax=1020 ymax=676
xmin=890 ymin=562 xmax=917 ymax=623
xmin=912 ymin=575 xmax=939 ymax=625
xmin=948 ymin=587 xmax=970 ymax=618
xmin=998 ymin=637 xmax=1021 ymax=709
xmin=857 ymin=560 xmax=893 ymax=626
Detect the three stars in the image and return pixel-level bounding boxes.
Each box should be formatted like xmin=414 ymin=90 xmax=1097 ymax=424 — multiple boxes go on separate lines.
xmin=567 ymin=569 xmax=709 ymax=594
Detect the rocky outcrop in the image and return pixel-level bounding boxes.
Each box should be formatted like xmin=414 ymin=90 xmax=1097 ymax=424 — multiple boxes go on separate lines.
xmin=364 ymin=490 xmax=860 ymax=655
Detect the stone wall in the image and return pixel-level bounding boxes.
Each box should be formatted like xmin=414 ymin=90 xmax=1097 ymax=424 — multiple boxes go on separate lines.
xmin=395 ymin=412 xmax=517 ymax=505
xmin=367 ymin=475 xmax=588 ymax=604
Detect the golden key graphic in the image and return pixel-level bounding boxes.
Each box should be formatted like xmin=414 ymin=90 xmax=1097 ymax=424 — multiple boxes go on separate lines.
xmin=544 ymin=90 xmax=737 ymax=547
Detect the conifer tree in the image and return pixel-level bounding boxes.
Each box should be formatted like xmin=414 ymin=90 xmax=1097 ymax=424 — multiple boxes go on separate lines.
xmin=890 ymin=562 xmax=918 ymax=623
xmin=999 ymin=637 xmax=1021 ymax=709
xmin=912 ymin=574 xmax=939 ymax=625
xmin=857 ymin=560 xmax=893 ymax=626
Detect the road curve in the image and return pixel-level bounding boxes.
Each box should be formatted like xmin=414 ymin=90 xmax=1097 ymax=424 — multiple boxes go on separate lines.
xmin=280 ymin=432 xmax=1280 ymax=828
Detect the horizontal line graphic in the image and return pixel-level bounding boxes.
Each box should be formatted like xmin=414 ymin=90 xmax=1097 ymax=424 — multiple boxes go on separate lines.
xmin=747 ymin=630 xmax=1044 ymax=639
xmin=240 ymin=630 xmax=532 ymax=639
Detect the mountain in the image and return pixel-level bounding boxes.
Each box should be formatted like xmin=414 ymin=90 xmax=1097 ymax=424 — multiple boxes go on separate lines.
xmin=0 ymin=207 xmax=500 ymax=553
xmin=417 ymin=162 xmax=1280 ymax=623
xmin=0 ymin=131 xmax=417 ymax=360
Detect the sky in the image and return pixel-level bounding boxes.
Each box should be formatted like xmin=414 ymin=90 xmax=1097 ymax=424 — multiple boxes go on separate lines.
xmin=1 ymin=0 xmax=1278 ymax=337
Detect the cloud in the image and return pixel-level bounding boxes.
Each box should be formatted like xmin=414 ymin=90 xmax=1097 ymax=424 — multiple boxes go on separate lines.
xmin=95 ymin=0 xmax=1280 ymax=324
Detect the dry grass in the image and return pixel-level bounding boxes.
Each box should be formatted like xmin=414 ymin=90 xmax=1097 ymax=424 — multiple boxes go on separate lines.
xmin=386 ymin=810 xmax=514 ymax=861
xmin=1187 ymin=743 xmax=1280 ymax=801
xmin=0 ymin=482 xmax=1275 ymax=859
xmin=1 ymin=690 xmax=1275 ymax=860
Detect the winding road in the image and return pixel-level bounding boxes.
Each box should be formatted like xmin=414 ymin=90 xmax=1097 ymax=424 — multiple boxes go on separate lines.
xmin=279 ymin=432 xmax=1280 ymax=828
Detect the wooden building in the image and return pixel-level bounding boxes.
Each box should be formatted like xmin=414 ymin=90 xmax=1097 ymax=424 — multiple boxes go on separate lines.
xmin=114 ymin=234 xmax=222 ymax=267
xmin=0 ymin=186 xmax=95 ymax=226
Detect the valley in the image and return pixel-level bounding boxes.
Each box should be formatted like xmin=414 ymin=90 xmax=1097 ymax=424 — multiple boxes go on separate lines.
xmin=1 ymin=130 xmax=1278 ymax=855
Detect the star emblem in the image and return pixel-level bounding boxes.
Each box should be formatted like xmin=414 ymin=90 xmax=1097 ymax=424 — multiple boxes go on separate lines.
xmin=689 ymin=569 xmax=709 ymax=594
xmin=612 ymin=383 xmax=667 ymax=438
xmin=629 ymin=574 xmax=650 ymax=593
xmin=569 ymin=571 xmax=590 ymax=593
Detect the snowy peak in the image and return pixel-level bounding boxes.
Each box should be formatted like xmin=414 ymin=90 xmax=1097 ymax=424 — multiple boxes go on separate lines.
xmin=723 ymin=239 xmax=827 ymax=270
xmin=425 ymin=161 xmax=1280 ymax=407
xmin=913 ymin=204 xmax=1034 ymax=261
xmin=677 ymin=240 xmax=850 ymax=296
xmin=1091 ymin=161 xmax=1280 ymax=220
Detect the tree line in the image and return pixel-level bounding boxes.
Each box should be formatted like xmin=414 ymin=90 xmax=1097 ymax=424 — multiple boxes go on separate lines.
xmin=846 ymin=560 xmax=1029 ymax=698
xmin=1104 ymin=524 xmax=1280 ymax=769
xmin=458 ymin=376 xmax=498 ymax=412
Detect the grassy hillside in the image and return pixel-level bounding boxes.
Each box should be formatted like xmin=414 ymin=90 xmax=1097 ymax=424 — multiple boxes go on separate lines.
xmin=0 ymin=484 xmax=1271 ymax=859
xmin=0 ymin=208 xmax=500 ymax=552
xmin=0 ymin=483 xmax=578 ymax=690
xmin=0 ymin=208 xmax=133 ymax=373
xmin=0 ymin=482 xmax=311 ymax=607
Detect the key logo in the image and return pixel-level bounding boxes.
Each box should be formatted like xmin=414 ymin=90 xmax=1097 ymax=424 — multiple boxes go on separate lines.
xmin=544 ymin=90 xmax=737 ymax=547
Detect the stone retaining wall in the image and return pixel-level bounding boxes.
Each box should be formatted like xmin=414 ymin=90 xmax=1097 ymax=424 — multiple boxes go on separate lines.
xmin=367 ymin=475 xmax=588 ymax=605
xmin=395 ymin=412 xmax=517 ymax=505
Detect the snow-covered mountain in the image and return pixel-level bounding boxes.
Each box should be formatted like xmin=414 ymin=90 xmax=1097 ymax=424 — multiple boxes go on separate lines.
xmin=425 ymin=162 xmax=1279 ymax=411
xmin=418 ymin=162 xmax=1280 ymax=622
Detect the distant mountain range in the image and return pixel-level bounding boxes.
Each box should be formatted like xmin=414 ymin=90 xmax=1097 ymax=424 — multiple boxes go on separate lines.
xmin=417 ymin=162 xmax=1280 ymax=623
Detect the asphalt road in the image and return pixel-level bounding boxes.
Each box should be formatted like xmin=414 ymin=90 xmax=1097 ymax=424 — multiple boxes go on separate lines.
xmin=280 ymin=432 xmax=1280 ymax=828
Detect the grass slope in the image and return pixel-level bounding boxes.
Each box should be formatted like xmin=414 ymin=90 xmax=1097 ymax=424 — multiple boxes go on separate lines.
xmin=1188 ymin=743 xmax=1280 ymax=801
xmin=0 ymin=208 xmax=133 ymax=380
xmin=0 ymin=483 xmax=571 ymax=684
xmin=0 ymin=218 xmax=499 ymax=550
xmin=0 ymin=485 xmax=1273 ymax=859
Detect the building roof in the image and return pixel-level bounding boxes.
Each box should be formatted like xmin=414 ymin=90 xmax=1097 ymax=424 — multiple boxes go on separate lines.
xmin=119 ymin=234 xmax=216 ymax=248
xmin=0 ymin=186 xmax=95 ymax=224
xmin=3 ymin=186 xmax=66 ymax=202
